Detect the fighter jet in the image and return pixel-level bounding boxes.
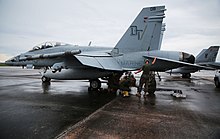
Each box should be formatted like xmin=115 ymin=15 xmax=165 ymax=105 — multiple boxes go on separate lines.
xmin=166 ymin=46 xmax=220 ymax=78
xmin=5 ymin=6 xmax=211 ymax=90
xmin=195 ymin=46 xmax=220 ymax=69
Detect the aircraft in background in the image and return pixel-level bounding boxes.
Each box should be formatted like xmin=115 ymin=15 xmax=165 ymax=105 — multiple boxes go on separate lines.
xmin=166 ymin=46 xmax=220 ymax=78
xmin=5 ymin=6 xmax=212 ymax=91
xmin=195 ymin=46 xmax=220 ymax=69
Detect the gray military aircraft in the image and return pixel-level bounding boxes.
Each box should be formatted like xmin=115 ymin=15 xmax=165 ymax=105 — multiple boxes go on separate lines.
xmin=166 ymin=46 xmax=220 ymax=78
xmin=5 ymin=6 xmax=211 ymax=90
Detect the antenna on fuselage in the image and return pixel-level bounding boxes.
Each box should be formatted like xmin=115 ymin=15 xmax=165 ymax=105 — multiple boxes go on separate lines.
xmin=88 ymin=41 xmax=92 ymax=46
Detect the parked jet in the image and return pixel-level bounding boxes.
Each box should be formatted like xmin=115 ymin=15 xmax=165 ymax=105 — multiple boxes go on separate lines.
xmin=195 ymin=46 xmax=220 ymax=69
xmin=166 ymin=46 xmax=220 ymax=78
xmin=5 ymin=6 xmax=211 ymax=90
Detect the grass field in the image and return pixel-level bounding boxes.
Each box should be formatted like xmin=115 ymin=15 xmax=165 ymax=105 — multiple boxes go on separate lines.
xmin=0 ymin=63 xmax=7 ymax=66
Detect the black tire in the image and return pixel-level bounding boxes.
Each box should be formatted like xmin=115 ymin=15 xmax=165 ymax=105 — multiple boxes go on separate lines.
xmin=90 ymin=79 xmax=101 ymax=90
xmin=182 ymin=73 xmax=191 ymax=78
xmin=148 ymin=79 xmax=156 ymax=94
xmin=214 ymin=78 xmax=220 ymax=88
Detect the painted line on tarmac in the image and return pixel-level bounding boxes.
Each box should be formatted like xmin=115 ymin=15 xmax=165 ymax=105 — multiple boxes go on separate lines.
xmin=55 ymin=96 xmax=118 ymax=139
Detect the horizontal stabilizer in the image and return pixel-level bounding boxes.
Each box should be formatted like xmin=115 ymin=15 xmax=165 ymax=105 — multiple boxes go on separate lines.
xmin=144 ymin=55 xmax=214 ymax=72
xmin=198 ymin=62 xmax=220 ymax=69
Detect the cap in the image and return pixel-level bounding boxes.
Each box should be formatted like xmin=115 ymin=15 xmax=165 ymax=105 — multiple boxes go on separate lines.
xmin=145 ymin=59 xmax=149 ymax=63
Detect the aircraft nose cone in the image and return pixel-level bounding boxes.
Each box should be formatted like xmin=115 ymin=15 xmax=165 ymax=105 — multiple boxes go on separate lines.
xmin=5 ymin=59 xmax=11 ymax=64
xmin=5 ymin=58 xmax=15 ymax=65
xmin=5 ymin=55 xmax=20 ymax=65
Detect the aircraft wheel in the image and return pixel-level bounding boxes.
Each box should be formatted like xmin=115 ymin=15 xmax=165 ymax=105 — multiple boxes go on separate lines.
xmin=148 ymin=79 xmax=156 ymax=95
xmin=182 ymin=73 xmax=191 ymax=78
xmin=90 ymin=79 xmax=101 ymax=89
xmin=187 ymin=73 xmax=191 ymax=78
xmin=41 ymin=76 xmax=51 ymax=83
xmin=214 ymin=78 xmax=220 ymax=88
xmin=90 ymin=79 xmax=101 ymax=90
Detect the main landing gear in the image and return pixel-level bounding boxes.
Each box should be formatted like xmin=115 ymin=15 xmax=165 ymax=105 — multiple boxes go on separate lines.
xmin=182 ymin=73 xmax=191 ymax=78
xmin=88 ymin=73 xmax=122 ymax=92
xmin=88 ymin=79 xmax=101 ymax=91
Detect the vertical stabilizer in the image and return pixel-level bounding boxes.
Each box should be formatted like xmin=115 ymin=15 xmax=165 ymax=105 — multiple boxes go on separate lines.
xmin=158 ymin=23 xmax=166 ymax=50
xmin=112 ymin=6 xmax=166 ymax=54
xmin=195 ymin=46 xmax=219 ymax=63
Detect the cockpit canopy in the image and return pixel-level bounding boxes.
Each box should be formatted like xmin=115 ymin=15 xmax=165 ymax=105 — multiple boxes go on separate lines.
xmin=29 ymin=41 xmax=68 ymax=52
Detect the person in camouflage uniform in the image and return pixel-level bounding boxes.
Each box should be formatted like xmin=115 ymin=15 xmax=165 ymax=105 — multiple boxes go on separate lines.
xmin=135 ymin=57 xmax=156 ymax=97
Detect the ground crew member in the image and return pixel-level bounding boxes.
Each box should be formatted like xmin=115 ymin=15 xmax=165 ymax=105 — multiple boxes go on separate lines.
xmin=134 ymin=57 xmax=156 ymax=97
xmin=108 ymin=73 xmax=122 ymax=93
xmin=123 ymin=71 xmax=136 ymax=87
xmin=118 ymin=72 xmax=136 ymax=97
xmin=119 ymin=76 xmax=130 ymax=90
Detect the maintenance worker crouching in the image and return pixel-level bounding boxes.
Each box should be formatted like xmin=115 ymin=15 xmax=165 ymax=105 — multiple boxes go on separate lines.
xmin=119 ymin=72 xmax=136 ymax=97
xmin=135 ymin=57 xmax=156 ymax=98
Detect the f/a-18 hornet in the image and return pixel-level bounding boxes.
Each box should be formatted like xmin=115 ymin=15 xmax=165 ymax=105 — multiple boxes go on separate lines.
xmin=166 ymin=46 xmax=220 ymax=78
xmin=5 ymin=6 xmax=210 ymax=90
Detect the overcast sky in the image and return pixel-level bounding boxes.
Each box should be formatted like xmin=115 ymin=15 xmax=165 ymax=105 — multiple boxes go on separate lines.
xmin=0 ymin=0 xmax=220 ymax=62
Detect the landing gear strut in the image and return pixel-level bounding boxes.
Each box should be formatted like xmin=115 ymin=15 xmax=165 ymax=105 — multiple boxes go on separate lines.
xmin=156 ymin=72 xmax=161 ymax=81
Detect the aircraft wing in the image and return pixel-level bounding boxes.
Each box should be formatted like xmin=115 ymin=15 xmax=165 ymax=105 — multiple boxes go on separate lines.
xmin=144 ymin=55 xmax=214 ymax=71
xmin=75 ymin=55 xmax=123 ymax=71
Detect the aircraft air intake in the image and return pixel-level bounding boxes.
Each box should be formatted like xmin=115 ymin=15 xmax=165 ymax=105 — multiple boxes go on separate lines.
xmin=180 ymin=52 xmax=195 ymax=64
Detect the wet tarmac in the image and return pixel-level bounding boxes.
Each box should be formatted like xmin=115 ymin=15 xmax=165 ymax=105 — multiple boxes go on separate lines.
xmin=58 ymin=71 xmax=220 ymax=139
xmin=0 ymin=67 xmax=115 ymax=139
xmin=0 ymin=67 xmax=220 ymax=139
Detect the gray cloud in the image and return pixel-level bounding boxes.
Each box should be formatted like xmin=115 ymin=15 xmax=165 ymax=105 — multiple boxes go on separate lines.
xmin=0 ymin=0 xmax=219 ymax=62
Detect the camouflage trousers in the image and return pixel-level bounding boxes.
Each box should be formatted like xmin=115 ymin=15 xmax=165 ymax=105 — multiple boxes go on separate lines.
xmin=138 ymin=75 xmax=149 ymax=93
